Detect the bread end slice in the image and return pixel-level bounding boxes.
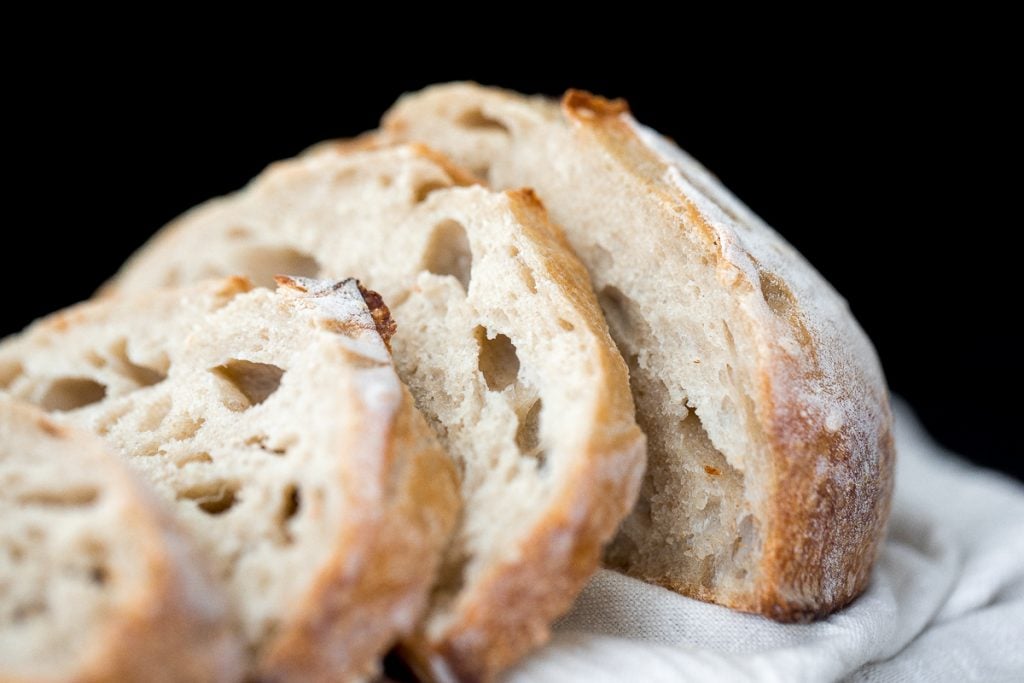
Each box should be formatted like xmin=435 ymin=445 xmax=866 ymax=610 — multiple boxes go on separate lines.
xmin=0 ymin=398 xmax=244 ymax=683
xmin=383 ymin=82 xmax=895 ymax=623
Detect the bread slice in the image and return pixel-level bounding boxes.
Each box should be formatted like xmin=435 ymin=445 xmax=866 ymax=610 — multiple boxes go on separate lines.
xmin=0 ymin=276 xmax=459 ymax=682
xmin=383 ymin=83 xmax=895 ymax=621
xmin=102 ymin=144 xmax=646 ymax=681
xmin=0 ymin=397 xmax=243 ymax=682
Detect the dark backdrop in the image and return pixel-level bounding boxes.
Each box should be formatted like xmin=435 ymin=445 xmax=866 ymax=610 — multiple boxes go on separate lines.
xmin=7 ymin=59 xmax=1018 ymax=481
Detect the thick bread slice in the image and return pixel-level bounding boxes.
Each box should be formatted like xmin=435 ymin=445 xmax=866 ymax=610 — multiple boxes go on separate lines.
xmin=0 ymin=398 xmax=243 ymax=683
xmin=103 ymin=145 xmax=646 ymax=681
xmin=0 ymin=277 xmax=459 ymax=682
xmin=383 ymin=83 xmax=895 ymax=621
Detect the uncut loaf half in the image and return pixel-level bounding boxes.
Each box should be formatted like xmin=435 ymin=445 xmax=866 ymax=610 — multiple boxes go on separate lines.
xmin=382 ymin=83 xmax=896 ymax=621
xmin=101 ymin=144 xmax=647 ymax=682
xmin=0 ymin=397 xmax=243 ymax=683
xmin=0 ymin=276 xmax=459 ymax=682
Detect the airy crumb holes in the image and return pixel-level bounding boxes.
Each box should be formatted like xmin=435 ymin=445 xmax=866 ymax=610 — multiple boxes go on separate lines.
xmin=422 ymin=220 xmax=473 ymax=292
xmin=211 ymin=360 xmax=285 ymax=410
xmin=456 ymin=108 xmax=510 ymax=133
xmin=475 ymin=327 xmax=520 ymax=392
xmin=39 ymin=378 xmax=107 ymax=412
xmin=413 ymin=178 xmax=450 ymax=203
xmin=231 ymin=245 xmax=320 ymax=288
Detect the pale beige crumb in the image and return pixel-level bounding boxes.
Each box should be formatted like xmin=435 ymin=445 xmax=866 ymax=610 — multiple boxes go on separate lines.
xmin=101 ymin=145 xmax=646 ymax=682
xmin=382 ymin=82 xmax=895 ymax=622
xmin=0 ymin=277 xmax=459 ymax=682
xmin=0 ymin=397 xmax=244 ymax=683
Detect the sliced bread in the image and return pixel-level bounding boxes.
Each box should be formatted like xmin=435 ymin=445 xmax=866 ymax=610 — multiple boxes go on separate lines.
xmin=0 ymin=397 xmax=243 ymax=682
xmin=383 ymin=83 xmax=895 ymax=621
xmin=103 ymin=145 xmax=646 ymax=681
xmin=0 ymin=276 xmax=459 ymax=682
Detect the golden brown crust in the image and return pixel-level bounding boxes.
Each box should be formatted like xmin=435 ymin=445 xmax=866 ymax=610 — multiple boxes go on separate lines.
xmin=384 ymin=83 xmax=894 ymax=624
xmin=87 ymin=139 xmax=645 ymax=678
xmin=356 ymin=281 xmax=398 ymax=351
xmin=559 ymin=90 xmax=895 ymax=622
xmin=302 ymin=135 xmax=481 ymax=190
xmin=410 ymin=427 xmax=644 ymax=682
xmin=402 ymin=190 xmax=645 ymax=681
xmin=406 ymin=143 xmax=483 ymax=188
xmin=301 ymin=130 xmax=387 ymax=157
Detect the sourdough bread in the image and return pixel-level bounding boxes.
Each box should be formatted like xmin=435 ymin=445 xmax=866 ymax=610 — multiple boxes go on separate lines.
xmin=104 ymin=145 xmax=646 ymax=681
xmin=0 ymin=277 xmax=459 ymax=682
xmin=0 ymin=397 xmax=243 ymax=683
xmin=383 ymin=83 xmax=895 ymax=621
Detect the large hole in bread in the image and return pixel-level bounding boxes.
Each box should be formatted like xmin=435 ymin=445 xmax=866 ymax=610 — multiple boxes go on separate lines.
xmin=412 ymin=177 xmax=451 ymax=203
xmin=598 ymin=285 xmax=634 ymax=342
xmin=39 ymin=378 xmax=107 ymax=412
xmin=89 ymin=565 xmax=109 ymax=586
xmin=607 ymin=404 xmax=758 ymax=593
xmin=18 ymin=487 xmax=99 ymax=507
xmin=178 ymin=481 xmax=239 ymax=515
xmin=456 ymin=107 xmax=510 ymax=133
xmin=281 ymin=485 xmax=300 ymax=521
xmin=0 ymin=360 xmax=23 ymax=389
xmin=230 ymin=245 xmax=320 ymax=288
xmin=423 ymin=220 xmax=472 ymax=292
xmin=110 ymin=339 xmax=168 ymax=387
xmin=475 ymin=327 xmax=520 ymax=392
xmin=211 ymin=360 xmax=285 ymax=411
xmin=515 ymin=399 xmax=546 ymax=467
xmin=176 ymin=451 xmax=213 ymax=467
xmin=278 ymin=484 xmax=301 ymax=543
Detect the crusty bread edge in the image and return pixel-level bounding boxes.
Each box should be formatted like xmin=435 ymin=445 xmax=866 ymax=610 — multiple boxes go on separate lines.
xmin=557 ymin=90 xmax=895 ymax=621
xmin=259 ymin=383 xmax=460 ymax=681
xmin=98 ymin=144 xmax=478 ymax=301
xmin=401 ymin=189 xmax=646 ymax=682
xmin=253 ymin=280 xmax=461 ymax=681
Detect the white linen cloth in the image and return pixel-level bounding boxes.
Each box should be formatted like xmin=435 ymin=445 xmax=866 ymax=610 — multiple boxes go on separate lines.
xmin=506 ymin=403 xmax=1024 ymax=681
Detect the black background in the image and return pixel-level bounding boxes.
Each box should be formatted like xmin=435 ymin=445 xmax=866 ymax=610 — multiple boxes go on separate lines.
xmin=6 ymin=49 xmax=1019 ymax=481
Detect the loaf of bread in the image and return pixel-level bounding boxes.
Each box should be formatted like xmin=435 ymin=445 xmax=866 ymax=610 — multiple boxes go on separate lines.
xmin=0 ymin=276 xmax=459 ymax=681
xmin=102 ymin=144 xmax=647 ymax=681
xmin=0 ymin=397 xmax=243 ymax=682
xmin=382 ymin=83 xmax=895 ymax=621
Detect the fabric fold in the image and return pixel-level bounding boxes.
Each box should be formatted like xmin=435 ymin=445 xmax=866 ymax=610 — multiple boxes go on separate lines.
xmin=506 ymin=403 xmax=1024 ymax=682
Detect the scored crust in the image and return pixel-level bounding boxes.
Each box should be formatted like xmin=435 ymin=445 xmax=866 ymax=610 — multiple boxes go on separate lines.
xmin=101 ymin=144 xmax=646 ymax=681
xmin=0 ymin=277 xmax=459 ymax=681
xmin=0 ymin=398 xmax=243 ymax=683
xmin=383 ymin=83 xmax=895 ymax=621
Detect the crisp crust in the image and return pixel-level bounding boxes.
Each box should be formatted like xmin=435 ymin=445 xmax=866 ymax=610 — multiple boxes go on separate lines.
xmin=0 ymin=399 xmax=244 ymax=683
xmin=258 ymin=278 xmax=461 ymax=680
xmin=96 ymin=142 xmax=646 ymax=681
xmin=259 ymin=384 xmax=460 ymax=681
xmin=304 ymin=136 xmax=481 ymax=190
xmin=399 ymin=190 xmax=645 ymax=682
xmin=559 ymin=91 xmax=894 ymax=620
xmin=0 ymin=278 xmax=461 ymax=680
xmin=275 ymin=275 xmax=398 ymax=351
xmin=384 ymin=83 xmax=895 ymax=622
xmin=356 ymin=282 xmax=398 ymax=350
